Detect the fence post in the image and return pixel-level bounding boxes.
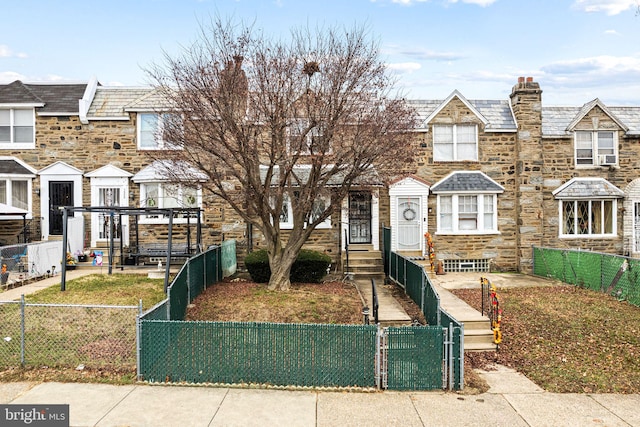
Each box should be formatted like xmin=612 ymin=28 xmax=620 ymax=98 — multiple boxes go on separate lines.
xmin=136 ymin=299 xmax=142 ymax=380
xmin=20 ymin=294 xmax=25 ymax=365
xmin=420 ymin=272 xmax=425 ymax=313
xmin=448 ymin=322 xmax=454 ymax=390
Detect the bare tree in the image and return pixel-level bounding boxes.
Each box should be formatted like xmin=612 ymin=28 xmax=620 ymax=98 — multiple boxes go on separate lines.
xmin=147 ymin=17 xmax=417 ymax=291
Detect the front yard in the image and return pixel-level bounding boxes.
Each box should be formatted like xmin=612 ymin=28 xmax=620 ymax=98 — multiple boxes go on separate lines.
xmin=185 ymin=277 xmax=364 ymax=324
xmin=454 ymin=285 xmax=640 ymax=393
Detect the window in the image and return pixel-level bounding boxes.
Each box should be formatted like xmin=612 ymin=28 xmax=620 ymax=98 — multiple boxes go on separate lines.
xmin=0 ymin=179 xmax=29 ymax=211
xmin=437 ymin=194 xmax=496 ymax=234
xmin=560 ymin=199 xmax=615 ymax=236
xmin=140 ymin=182 xmax=200 ymax=222
xmin=0 ymin=109 xmax=35 ymax=147
xmin=575 ymin=131 xmax=617 ymax=167
xmin=277 ymin=192 xmax=331 ymax=229
xmin=433 ymin=124 xmax=477 ymax=161
xmin=137 ymin=113 xmax=180 ymax=150
xmin=288 ymin=119 xmax=329 ymax=155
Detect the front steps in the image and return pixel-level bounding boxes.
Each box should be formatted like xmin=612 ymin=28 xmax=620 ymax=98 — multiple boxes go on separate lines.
xmin=343 ymin=244 xmax=385 ymax=284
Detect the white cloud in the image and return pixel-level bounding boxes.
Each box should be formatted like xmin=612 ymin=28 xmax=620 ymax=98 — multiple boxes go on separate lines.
xmin=0 ymin=71 xmax=26 ymax=83
xmin=384 ymin=44 xmax=464 ymax=62
xmin=0 ymin=44 xmax=27 ymax=59
xmin=380 ymin=0 xmax=497 ymax=5
xmin=446 ymin=0 xmax=497 ymax=6
xmin=542 ymin=55 xmax=640 ymax=75
xmin=572 ymin=0 xmax=637 ymax=15
xmin=604 ymin=29 xmax=622 ymax=35
xmin=387 ymin=62 xmax=422 ymax=73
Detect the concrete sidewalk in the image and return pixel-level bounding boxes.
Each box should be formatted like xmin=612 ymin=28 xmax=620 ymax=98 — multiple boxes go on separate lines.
xmin=2 ymin=375 xmax=639 ymax=427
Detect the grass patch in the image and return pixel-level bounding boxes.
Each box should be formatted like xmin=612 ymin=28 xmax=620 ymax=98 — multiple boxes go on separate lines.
xmin=0 ymin=274 xmax=167 ymax=384
xmin=185 ymin=277 xmax=363 ymax=324
xmin=452 ymin=284 xmax=640 ymax=393
xmin=26 ymin=274 xmax=166 ymax=309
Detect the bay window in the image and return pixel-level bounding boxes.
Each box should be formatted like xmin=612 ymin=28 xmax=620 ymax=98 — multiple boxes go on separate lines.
xmin=560 ymin=199 xmax=615 ymax=236
xmin=437 ymin=194 xmax=496 ymax=234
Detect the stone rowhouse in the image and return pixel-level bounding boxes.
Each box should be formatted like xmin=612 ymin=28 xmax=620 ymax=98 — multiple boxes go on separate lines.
xmin=0 ymin=76 xmax=639 ymax=272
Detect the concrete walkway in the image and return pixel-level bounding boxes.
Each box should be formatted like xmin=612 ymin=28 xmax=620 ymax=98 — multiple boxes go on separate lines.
xmin=2 ymin=378 xmax=639 ymax=427
xmin=355 ymin=279 xmax=412 ymax=326
xmin=0 ymin=269 xmax=97 ymax=300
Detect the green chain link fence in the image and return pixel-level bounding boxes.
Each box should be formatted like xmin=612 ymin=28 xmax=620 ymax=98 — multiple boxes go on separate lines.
xmin=140 ymin=321 xmax=378 ymax=387
xmin=533 ymin=246 xmax=640 ymax=307
xmin=382 ymin=226 xmax=464 ymax=390
xmin=386 ymin=326 xmax=445 ymax=390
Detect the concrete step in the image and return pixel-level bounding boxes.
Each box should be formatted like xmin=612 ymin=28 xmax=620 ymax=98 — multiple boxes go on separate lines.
xmin=464 ymin=341 xmax=499 ymax=352
xmin=347 ymin=264 xmax=384 ymax=274
xmin=344 ymin=252 xmax=382 ymax=262
xmin=347 ymin=257 xmax=383 ymax=266
xmin=463 ymin=318 xmax=492 ymax=330
xmin=464 ymin=329 xmax=496 ymax=345
xmin=347 ymin=244 xmax=374 ymax=251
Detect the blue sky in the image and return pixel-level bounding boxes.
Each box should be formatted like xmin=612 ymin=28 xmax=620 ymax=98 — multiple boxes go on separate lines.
xmin=1 ymin=0 xmax=639 ymax=105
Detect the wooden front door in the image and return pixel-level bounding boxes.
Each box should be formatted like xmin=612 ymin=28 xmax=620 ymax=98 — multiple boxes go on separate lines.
xmin=49 ymin=181 xmax=73 ymax=235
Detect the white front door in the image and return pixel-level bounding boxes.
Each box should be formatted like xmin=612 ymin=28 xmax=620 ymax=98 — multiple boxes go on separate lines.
xmin=397 ymin=197 xmax=421 ymax=250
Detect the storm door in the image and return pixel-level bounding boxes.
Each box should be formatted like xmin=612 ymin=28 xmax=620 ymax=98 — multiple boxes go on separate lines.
xmin=397 ymin=197 xmax=421 ymax=250
xmin=49 ymin=181 xmax=73 ymax=235
xmin=98 ymin=188 xmax=121 ymax=241
xmin=349 ymin=192 xmax=372 ymax=244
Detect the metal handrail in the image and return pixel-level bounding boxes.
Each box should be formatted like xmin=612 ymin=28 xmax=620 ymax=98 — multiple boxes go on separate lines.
xmin=372 ymin=278 xmax=379 ymax=325
xmin=344 ymin=228 xmax=350 ymax=276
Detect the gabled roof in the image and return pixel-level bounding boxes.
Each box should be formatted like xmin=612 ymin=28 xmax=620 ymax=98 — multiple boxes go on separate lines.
xmin=132 ymin=160 xmax=208 ymax=183
xmin=407 ymin=90 xmax=517 ymax=133
xmin=124 ymin=89 xmax=174 ymax=112
xmin=566 ymin=99 xmax=628 ymax=133
xmin=0 ymin=80 xmax=87 ymax=115
xmin=87 ymin=87 xmax=154 ymax=120
xmin=389 ymin=174 xmax=431 ymax=188
xmin=431 ymin=171 xmax=504 ymax=193
xmin=38 ymin=161 xmax=83 ymax=176
xmin=543 ymin=99 xmax=640 ymax=137
xmin=552 ymin=177 xmax=624 ymax=199
xmin=85 ymin=164 xmax=133 ymax=178
xmin=0 ymin=157 xmax=37 ymax=176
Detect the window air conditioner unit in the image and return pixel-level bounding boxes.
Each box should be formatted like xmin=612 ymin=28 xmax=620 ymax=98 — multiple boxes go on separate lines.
xmin=599 ymin=155 xmax=617 ymax=166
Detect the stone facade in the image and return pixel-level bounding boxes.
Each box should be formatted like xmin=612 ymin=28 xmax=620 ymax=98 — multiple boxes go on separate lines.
xmin=1 ymin=77 xmax=640 ymax=273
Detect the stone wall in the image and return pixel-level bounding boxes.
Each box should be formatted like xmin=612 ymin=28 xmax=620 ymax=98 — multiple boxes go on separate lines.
xmin=411 ymin=98 xmax=519 ymax=271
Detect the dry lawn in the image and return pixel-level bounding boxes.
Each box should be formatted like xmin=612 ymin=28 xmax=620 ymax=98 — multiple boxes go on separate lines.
xmin=453 ymin=284 xmax=640 ymax=393
xmin=186 ymin=277 xmax=364 ymax=324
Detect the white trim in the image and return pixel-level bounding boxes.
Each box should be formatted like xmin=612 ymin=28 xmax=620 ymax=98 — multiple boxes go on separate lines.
xmin=89 ymin=176 xmax=130 ymax=247
xmin=389 ymin=176 xmax=430 ymax=253
xmin=557 ymin=199 xmax=618 ymax=238
xmin=38 ymin=162 xmax=83 ymax=240
xmin=424 ymin=90 xmax=489 ymax=126
xmin=79 ymin=76 xmax=99 ymax=124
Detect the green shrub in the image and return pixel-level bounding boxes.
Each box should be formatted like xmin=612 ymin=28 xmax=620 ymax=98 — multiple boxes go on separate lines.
xmin=245 ymin=249 xmax=331 ymax=283
xmin=244 ymin=249 xmax=271 ymax=283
